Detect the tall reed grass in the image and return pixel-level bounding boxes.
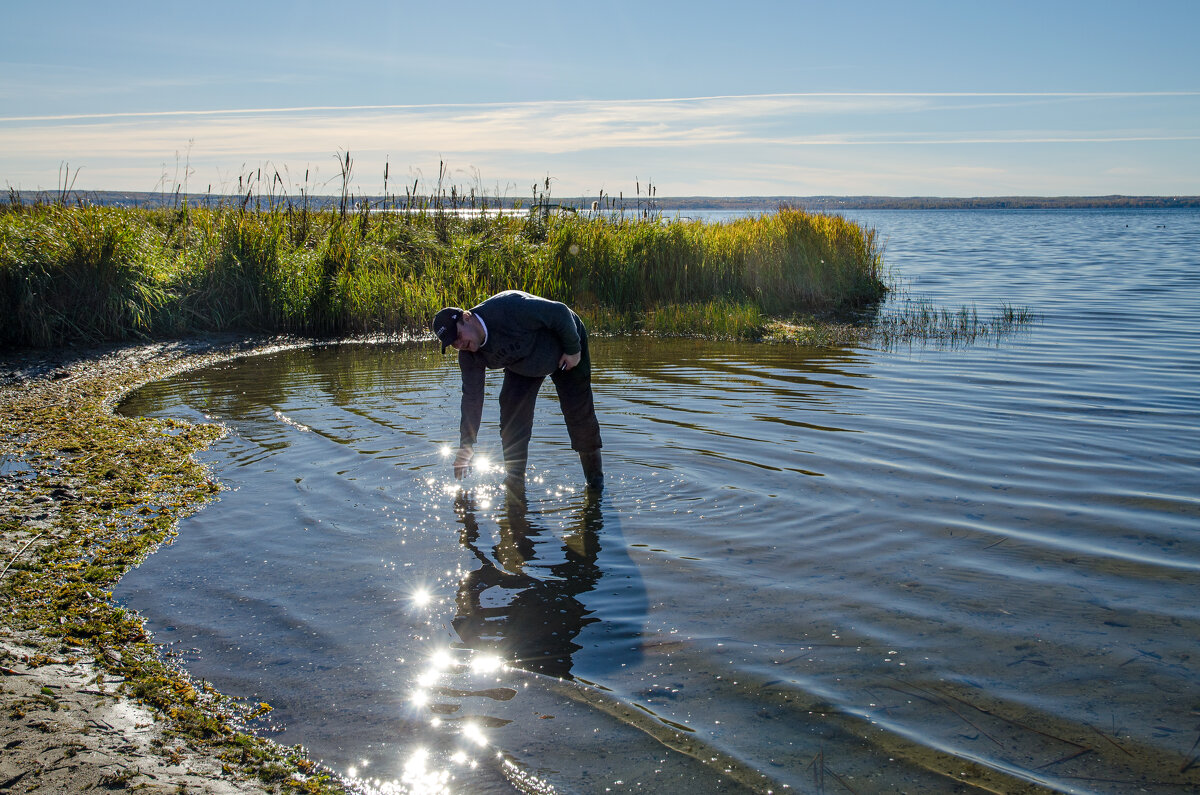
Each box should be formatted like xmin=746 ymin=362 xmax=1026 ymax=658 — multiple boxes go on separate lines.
xmin=0 ymin=199 xmax=887 ymax=348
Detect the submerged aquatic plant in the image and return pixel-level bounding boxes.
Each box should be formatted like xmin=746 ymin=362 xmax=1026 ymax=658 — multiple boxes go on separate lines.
xmin=868 ymin=299 xmax=1039 ymax=348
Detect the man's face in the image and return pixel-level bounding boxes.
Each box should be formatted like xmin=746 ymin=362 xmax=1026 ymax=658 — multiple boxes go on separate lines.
xmin=451 ymin=316 xmax=483 ymax=352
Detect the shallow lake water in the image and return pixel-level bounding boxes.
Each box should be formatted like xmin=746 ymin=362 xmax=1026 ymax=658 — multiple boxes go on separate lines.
xmin=116 ymin=209 xmax=1200 ymax=793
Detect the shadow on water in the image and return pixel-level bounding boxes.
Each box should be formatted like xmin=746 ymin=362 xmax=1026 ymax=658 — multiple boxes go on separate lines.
xmin=452 ymin=490 xmax=645 ymax=680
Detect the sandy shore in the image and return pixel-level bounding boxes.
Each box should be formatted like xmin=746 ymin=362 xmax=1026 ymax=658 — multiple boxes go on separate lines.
xmin=0 ymin=337 xmax=329 ymax=794
xmin=0 ymin=630 xmax=265 ymax=793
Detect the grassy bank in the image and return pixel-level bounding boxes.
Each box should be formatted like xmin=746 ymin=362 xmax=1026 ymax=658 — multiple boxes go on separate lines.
xmin=0 ymin=201 xmax=886 ymax=348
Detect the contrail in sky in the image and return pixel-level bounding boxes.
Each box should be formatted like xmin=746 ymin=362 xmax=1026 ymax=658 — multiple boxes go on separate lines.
xmin=4 ymin=91 xmax=1198 ymax=123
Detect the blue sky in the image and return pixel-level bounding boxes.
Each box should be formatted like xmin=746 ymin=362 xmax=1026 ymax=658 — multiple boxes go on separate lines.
xmin=3 ymin=0 xmax=1198 ymax=196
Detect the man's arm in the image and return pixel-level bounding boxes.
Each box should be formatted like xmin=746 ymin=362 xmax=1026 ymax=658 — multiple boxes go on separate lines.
xmin=538 ymin=299 xmax=581 ymax=356
xmin=508 ymin=291 xmax=580 ymax=356
xmin=540 ymin=300 xmax=583 ymax=370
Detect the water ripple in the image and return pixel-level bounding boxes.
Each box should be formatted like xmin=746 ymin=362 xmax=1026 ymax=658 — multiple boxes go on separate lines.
xmin=115 ymin=209 xmax=1200 ymax=793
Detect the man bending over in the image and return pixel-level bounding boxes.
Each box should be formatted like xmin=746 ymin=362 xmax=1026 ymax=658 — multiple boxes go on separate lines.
xmin=432 ymin=290 xmax=604 ymax=496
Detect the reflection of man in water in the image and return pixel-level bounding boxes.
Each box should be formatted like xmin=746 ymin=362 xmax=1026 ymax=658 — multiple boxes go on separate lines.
xmin=432 ymin=290 xmax=604 ymax=496
xmin=452 ymin=493 xmax=604 ymax=678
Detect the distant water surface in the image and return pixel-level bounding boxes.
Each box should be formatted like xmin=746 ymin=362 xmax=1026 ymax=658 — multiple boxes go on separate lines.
xmin=116 ymin=209 xmax=1200 ymax=793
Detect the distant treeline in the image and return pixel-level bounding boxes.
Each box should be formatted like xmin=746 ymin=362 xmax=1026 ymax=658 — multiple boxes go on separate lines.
xmin=6 ymin=191 xmax=1199 ymax=212
xmin=782 ymin=195 xmax=1200 ymax=210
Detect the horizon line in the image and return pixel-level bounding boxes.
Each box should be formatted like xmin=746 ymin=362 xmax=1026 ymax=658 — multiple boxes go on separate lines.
xmin=22 ymin=189 xmax=1198 ymax=200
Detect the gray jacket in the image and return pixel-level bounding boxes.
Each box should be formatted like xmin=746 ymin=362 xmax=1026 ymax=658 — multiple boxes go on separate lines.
xmin=458 ymin=290 xmax=584 ymax=447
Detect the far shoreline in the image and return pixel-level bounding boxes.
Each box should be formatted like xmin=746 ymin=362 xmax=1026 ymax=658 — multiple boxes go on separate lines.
xmin=6 ymin=191 xmax=1199 ymax=212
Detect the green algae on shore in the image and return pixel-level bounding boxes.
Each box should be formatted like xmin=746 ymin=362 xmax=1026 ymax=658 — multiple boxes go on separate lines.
xmin=1 ymin=338 xmax=346 ymax=794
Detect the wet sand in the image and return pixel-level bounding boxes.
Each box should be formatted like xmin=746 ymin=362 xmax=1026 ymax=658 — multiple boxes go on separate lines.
xmin=0 ymin=630 xmax=264 ymax=794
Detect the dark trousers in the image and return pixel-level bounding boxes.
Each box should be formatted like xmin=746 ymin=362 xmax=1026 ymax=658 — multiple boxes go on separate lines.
xmin=498 ymin=326 xmax=602 ymax=481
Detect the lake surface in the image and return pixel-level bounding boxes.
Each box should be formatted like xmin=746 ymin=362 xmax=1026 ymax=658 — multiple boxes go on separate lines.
xmin=115 ymin=209 xmax=1200 ymax=793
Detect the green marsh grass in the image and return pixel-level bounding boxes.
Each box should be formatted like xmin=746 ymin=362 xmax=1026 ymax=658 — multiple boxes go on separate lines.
xmin=863 ymin=298 xmax=1038 ymax=348
xmin=1 ymin=200 xmax=889 ymax=348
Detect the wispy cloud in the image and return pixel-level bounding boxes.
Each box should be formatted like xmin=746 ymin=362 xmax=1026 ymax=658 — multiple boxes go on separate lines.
xmin=6 ymin=90 xmax=1197 ymax=123
xmin=3 ymin=92 xmax=1197 ymax=194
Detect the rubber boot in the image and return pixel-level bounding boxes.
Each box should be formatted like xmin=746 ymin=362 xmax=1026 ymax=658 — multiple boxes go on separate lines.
xmin=504 ymin=461 xmax=527 ymax=502
xmin=580 ymin=450 xmax=604 ymax=492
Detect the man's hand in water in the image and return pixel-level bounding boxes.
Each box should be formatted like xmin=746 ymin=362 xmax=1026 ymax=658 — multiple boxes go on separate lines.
xmin=453 ymin=445 xmax=474 ymax=479
xmin=558 ymin=351 xmax=582 ymax=371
